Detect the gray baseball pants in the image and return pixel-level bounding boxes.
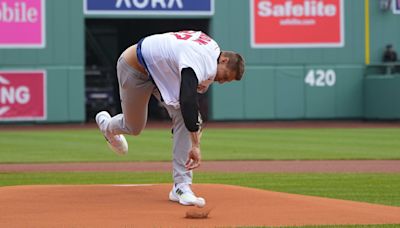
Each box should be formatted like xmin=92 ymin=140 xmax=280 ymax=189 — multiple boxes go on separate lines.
xmin=104 ymin=55 xmax=193 ymax=185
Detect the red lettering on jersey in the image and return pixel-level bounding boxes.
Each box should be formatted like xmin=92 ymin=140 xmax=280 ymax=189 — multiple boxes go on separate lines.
xmin=171 ymin=31 xmax=211 ymax=45
xmin=172 ymin=33 xmax=191 ymax=40
xmin=193 ymin=33 xmax=211 ymax=45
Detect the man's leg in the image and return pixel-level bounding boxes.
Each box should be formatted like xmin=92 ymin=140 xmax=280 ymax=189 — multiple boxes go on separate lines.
xmin=162 ymin=103 xmax=206 ymax=207
xmin=105 ymin=55 xmax=154 ymax=136
xmin=152 ymin=88 xmax=205 ymax=206
xmin=161 ymin=104 xmax=193 ymax=184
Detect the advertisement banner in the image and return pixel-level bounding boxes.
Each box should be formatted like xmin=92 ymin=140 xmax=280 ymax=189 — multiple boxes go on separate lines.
xmin=251 ymin=0 xmax=344 ymax=48
xmin=84 ymin=0 xmax=214 ymax=15
xmin=393 ymin=0 xmax=400 ymax=14
xmin=0 ymin=71 xmax=46 ymax=121
xmin=0 ymin=0 xmax=45 ymax=48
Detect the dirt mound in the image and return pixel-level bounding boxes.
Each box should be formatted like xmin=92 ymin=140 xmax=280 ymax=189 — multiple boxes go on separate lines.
xmin=1 ymin=184 xmax=399 ymax=227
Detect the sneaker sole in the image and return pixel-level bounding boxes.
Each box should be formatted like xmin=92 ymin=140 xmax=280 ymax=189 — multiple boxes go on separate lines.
xmin=96 ymin=111 xmax=128 ymax=155
xmin=106 ymin=136 xmax=128 ymax=155
xmin=168 ymin=190 xmax=205 ymax=207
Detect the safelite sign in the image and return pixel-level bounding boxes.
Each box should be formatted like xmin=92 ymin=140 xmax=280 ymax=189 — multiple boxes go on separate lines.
xmin=0 ymin=0 xmax=45 ymax=48
xmin=0 ymin=71 xmax=46 ymax=121
xmin=251 ymin=0 xmax=344 ymax=48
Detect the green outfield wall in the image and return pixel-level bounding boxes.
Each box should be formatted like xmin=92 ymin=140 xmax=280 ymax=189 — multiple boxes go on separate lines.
xmin=364 ymin=73 xmax=400 ymax=119
xmin=0 ymin=0 xmax=399 ymax=122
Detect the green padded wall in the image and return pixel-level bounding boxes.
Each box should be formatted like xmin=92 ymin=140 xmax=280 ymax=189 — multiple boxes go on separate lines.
xmin=211 ymin=65 xmax=363 ymax=120
xmin=244 ymin=67 xmax=275 ymax=119
xmin=334 ymin=66 xmax=364 ymax=118
xmin=212 ymin=81 xmax=244 ymax=120
xmin=364 ymin=74 xmax=400 ymax=119
xmin=275 ymin=67 xmax=305 ymax=119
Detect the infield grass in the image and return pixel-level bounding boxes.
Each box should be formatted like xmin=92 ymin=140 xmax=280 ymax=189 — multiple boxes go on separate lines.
xmin=252 ymin=225 xmax=400 ymax=228
xmin=1 ymin=128 xmax=400 ymax=163
xmin=1 ymin=172 xmax=400 ymax=207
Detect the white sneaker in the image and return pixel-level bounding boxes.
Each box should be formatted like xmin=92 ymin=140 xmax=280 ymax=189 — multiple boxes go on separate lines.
xmin=169 ymin=183 xmax=206 ymax=207
xmin=95 ymin=111 xmax=128 ymax=155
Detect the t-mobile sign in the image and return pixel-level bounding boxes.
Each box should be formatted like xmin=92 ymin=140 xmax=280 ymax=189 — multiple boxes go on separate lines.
xmin=0 ymin=0 xmax=46 ymax=48
xmin=0 ymin=71 xmax=46 ymax=121
xmin=251 ymin=0 xmax=344 ymax=48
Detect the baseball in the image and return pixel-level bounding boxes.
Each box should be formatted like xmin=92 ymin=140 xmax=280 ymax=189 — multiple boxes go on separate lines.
xmin=196 ymin=197 xmax=206 ymax=208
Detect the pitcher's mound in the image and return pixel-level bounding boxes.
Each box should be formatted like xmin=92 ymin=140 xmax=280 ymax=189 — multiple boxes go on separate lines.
xmin=1 ymin=184 xmax=400 ymax=227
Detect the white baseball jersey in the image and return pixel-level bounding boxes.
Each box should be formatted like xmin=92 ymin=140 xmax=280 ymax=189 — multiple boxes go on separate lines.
xmin=141 ymin=31 xmax=221 ymax=108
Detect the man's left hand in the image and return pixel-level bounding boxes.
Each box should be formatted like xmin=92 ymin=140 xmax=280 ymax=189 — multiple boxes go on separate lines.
xmin=185 ymin=146 xmax=201 ymax=170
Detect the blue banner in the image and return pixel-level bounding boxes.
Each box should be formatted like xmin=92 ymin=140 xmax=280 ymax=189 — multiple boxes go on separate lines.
xmin=394 ymin=0 xmax=400 ymax=14
xmin=84 ymin=0 xmax=213 ymax=15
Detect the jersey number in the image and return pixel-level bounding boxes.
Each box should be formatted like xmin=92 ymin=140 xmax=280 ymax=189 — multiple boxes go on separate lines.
xmin=172 ymin=31 xmax=211 ymax=45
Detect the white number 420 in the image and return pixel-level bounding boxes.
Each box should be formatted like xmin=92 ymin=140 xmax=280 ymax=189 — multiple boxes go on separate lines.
xmin=305 ymin=69 xmax=336 ymax=87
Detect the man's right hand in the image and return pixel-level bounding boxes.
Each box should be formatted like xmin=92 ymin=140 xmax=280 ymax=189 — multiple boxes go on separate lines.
xmin=185 ymin=131 xmax=202 ymax=170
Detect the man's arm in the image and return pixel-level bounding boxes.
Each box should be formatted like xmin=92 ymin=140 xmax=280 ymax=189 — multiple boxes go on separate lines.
xmin=180 ymin=67 xmax=202 ymax=170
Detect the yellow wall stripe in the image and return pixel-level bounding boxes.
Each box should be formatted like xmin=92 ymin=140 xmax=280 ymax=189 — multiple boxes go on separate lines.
xmin=365 ymin=0 xmax=370 ymax=65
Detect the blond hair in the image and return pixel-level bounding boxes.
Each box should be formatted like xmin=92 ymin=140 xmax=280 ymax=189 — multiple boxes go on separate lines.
xmin=223 ymin=51 xmax=245 ymax=80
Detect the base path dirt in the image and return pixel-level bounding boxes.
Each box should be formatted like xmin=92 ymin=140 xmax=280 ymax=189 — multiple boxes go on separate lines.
xmin=1 ymin=184 xmax=400 ymax=227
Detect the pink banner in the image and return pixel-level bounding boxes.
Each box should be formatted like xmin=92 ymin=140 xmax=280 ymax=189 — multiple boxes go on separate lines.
xmin=0 ymin=0 xmax=45 ymax=48
xmin=0 ymin=71 xmax=46 ymax=121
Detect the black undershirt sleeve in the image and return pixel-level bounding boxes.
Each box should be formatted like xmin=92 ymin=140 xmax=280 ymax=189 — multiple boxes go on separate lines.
xmin=180 ymin=67 xmax=200 ymax=132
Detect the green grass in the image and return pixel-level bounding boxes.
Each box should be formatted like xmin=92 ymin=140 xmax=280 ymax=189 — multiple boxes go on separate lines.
xmin=1 ymin=128 xmax=400 ymax=163
xmin=1 ymin=172 xmax=400 ymax=207
xmin=245 ymin=225 xmax=400 ymax=228
xmin=247 ymin=226 xmax=400 ymax=228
